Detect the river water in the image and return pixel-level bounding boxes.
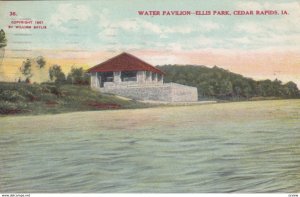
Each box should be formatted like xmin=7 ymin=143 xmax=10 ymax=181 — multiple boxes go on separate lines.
xmin=0 ymin=100 xmax=300 ymax=192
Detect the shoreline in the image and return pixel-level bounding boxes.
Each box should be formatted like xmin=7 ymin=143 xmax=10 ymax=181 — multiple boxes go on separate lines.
xmin=1 ymin=98 xmax=299 ymax=118
xmin=140 ymin=100 xmax=217 ymax=105
xmin=1 ymin=82 xmax=299 ymax=117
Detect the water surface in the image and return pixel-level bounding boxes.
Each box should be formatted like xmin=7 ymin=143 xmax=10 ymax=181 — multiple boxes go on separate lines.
xmin=1 ymin=100 xmax=300 ymax=192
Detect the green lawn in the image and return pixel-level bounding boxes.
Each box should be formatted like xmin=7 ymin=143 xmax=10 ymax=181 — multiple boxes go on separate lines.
xmin=0 ymin=82 xmax=148 ymax=115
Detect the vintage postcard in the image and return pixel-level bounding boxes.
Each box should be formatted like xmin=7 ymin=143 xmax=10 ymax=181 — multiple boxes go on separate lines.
xmin=0 ymin=0 xmax=299 ymax=195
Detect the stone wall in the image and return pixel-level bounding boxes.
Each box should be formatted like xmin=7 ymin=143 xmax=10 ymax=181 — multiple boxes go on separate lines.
xmin=99 ymin=83 xmax=198 ymax=102
xmin=169 ymin=83 xmax=198 ymax=102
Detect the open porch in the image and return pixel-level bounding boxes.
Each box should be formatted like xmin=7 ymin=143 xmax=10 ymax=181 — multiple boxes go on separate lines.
xmin=91 ymin=70 xmax=164 ymax=88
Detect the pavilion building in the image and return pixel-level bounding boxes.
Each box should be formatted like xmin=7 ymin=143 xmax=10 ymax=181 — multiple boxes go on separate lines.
xmin=87 ymin=52 xmax=198 ymax=102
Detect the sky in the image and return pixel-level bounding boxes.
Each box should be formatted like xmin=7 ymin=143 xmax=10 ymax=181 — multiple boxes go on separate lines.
xmin=0 ymin=0 xmax=299 ymax=86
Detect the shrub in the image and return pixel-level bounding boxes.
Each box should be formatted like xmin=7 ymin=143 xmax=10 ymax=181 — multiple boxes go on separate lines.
xmin=66 ymin=67 xmax=90 ymax=85
xmin=0 ymin=90 xmax=25 ymax=102
xmin=0 ymin=101 xmax=28 ymax=114
xmin=24 ymin=84 xmax=44 ymax=95
xmin=39 ymin=93 xmax=57 ymax=101
xmin=40 ymin=84 xmax=63 ymax=97
xmin=41 ymin=86 xmax=51 ymax=93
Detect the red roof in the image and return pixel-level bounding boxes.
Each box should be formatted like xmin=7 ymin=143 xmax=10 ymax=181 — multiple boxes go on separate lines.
xmin=87 ymin=52 xmax=165 ymax=75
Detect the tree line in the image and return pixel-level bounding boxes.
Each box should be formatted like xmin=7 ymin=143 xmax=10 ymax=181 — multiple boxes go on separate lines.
xmin=48 ymin=64 xmax=89 ymax=85
xmin=0 ymin=29 xmax=89 ymax=85
xmin=157 ymin=65 xmax=300 ymax=100
xmin=19 ymin=57 xmax=89 ymax=85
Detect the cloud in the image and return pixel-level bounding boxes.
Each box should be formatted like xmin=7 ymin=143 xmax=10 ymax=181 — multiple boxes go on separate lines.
xmin=254 ymin=34 xmax=300 ymax=49
xmin=235 ymin=22 xmax=264 ymax=34
xmin=236 ymin=1 xmax=263 ymax=10
xmin=119 ymin=19 xmax=220 ymax=35
xmin=50 ymin=4 xmax=92 ymax=32
xmin=96 ymin=1 xmax=298 ymax=53
xmin=235 ymin=1 xmax=300 ymax=33
xmin=230 ymin=37 xmax=252 ymax=45
xmin=233 ymin=1 xmax=300 ymax=50
xmin=97 ymin=9 xmax=220 ymax=40
xmin=197 ymin=21 xmax=220 ymax=32
xmin=236 ymin=1 xmax=300 ymax=13
xmin=95 ymin=8 xmax=223 ymax=53
xmin=234 ymin=21 xmax=300 ymax=50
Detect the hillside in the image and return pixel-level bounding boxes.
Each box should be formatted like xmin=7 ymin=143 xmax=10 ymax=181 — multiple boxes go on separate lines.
xmin=0 ymin=82 xmax=147 ymax=115
xmin=157 ymin=65 xmax=300 ymax=100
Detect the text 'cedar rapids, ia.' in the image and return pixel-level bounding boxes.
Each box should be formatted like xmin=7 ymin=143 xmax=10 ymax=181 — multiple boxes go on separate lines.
xmin=138 ymin=10 xmax=288 ymax=16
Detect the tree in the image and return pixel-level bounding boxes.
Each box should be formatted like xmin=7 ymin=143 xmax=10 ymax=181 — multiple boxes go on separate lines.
xmin=0 ymin=29 xmax=7 ymax=66
xmin=67 ymin=67 xmax=89 ymax=85
xmin=159 ymin=64 xmax=300 ymax=100
xmin=284 ymin=81 xmax=299 ymax=98
xmin=220 ymin=80 xmax=233 ymax=97
xmin=18 ymin=56 xmax=46 ymax=83
xmin=0 ymin=29 xmax=7 ymax=49
xmin=36 ymin=56 xmax=46 ymax=69
xmin=20 ymin=59 xmax=32 ymax=82
xmin=49 ymin=65 xmax=66 ymax=84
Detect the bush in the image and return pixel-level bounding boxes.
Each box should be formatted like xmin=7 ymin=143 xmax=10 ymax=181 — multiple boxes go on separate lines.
xmin=26 ymin=84 xmax=43 ymax=94
xmin=48 ymin=85 xmax=63 ymax=97
xmin=0 ymin=101 xmax=28 ymax=114
xmin=41 ymin=86 xmax=51 ymax=93
xmin=66 ymin=67 xmax=90 ymax=85
xmin=0 ymin=82 xmax=20 ymax=92
xmin=39 ymin=93 xmax=57 ymax=101
xmin=0 ymin=90 xmax=25 ymax=102
xmin=40 ymin=84 xmax=63 ymax=97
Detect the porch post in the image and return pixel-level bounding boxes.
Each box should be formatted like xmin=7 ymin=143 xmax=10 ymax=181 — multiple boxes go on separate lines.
xmin=154 ymin=73 xmax=158 ymax=82
xmin=95 ymin=72 xmax=98 ymax=87
xmin=113 ymin=71 xmax=121 ymax=83
xmin=137 ymin=71 xmax=145 ymax=83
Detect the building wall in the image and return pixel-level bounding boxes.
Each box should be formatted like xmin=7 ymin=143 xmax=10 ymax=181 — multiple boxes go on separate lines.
xmin=99 ymin=83 xmax=198 ymax=102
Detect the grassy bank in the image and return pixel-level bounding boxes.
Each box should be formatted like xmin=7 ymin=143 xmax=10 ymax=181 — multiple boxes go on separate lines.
xmin=0 ymin=82 xmax=148 ymax=115
xmin=1 ymin=81 xmax=298 ymax=116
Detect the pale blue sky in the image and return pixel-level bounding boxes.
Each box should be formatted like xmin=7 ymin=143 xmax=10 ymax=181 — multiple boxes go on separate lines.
xmin=0 ymin=0 xmax=299 ymax=52
xmin=0 ymin=0 xmax=299 ymax=86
